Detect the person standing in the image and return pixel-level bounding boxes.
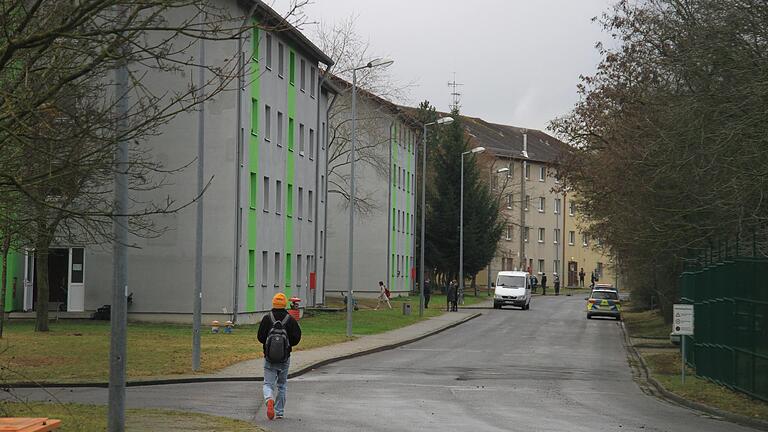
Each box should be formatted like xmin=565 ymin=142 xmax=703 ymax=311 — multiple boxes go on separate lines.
xmin=375 ymin=281 xmax=392 ymax=310
xmin=579 ymin=268 xmax=586 ymax=287
xmin=554 ymin=273 xmax=561 ymax=296
xmin=447 ymin=280 xmax=458 ymax=312
xmin=423 ymin=278 xmax=431 ymax=309
xmin=541 ymin=273 xmax=547 ymax=296
xmin=257 ymin=293 xmax=302 ymax=420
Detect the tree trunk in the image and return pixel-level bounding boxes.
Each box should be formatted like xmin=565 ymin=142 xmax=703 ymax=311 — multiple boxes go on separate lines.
xmin=0 ymin=230 xmax=10 ymax=338
xmin=35 ymin=240 xmax=49 ymax=332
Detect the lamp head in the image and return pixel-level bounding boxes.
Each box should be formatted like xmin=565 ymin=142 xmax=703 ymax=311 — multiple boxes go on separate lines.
xmin=496 ymin=167 xmax=510 ymax=173
xmin=471 ymin=147 xmax=486 ymax=154
xmin=436 ymin=116 xmax=454 ymax=125
xmin=367 ymin=58 xmax=394 ymax=69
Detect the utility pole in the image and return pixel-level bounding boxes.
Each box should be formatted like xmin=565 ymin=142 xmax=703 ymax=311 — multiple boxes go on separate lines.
xmin=192 ymin=17 xmax=206 ymax=372
xmin=108 ymin=7 xmax=129 ymax=430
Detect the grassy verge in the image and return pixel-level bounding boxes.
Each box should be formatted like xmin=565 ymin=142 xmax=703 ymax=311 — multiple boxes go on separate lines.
xmin=0 ymin=294 xmax=483 ymax=383
xmin=0 ymin=401 xmax=264 ymax=432
xmin=622 ymin=307 xmax=768 ymax=421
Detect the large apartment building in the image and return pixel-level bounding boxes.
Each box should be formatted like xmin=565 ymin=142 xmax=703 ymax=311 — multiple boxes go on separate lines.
xmin=11 ymin=1 xmax=336 ymax=323
xmin=324 ymin=78 xmax=419 ymax=297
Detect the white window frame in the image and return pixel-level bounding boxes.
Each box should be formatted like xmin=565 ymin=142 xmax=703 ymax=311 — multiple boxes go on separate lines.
xmin=569 ymin=231 xmax=575 ymax=245
xmin=538 ymin=227 xmax=545 ymax=243
xmin=539 ymin=166 xmax=546 ymax=181
xmin=554 ymin=228 xmax=560 ymax=244
xmin=538 ymin=197 xmax=545 ymax=213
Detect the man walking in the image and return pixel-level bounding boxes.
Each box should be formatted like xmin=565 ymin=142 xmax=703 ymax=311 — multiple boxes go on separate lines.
xmin=258 ymin=293 xmax=302 ymax=420
xmin=579 ymin=268 xmax=586 ymax=287
xmin=424 ymin=278 xmax=431 ymax=309
xmin=541 ymin=273 xmax=547 ymax=296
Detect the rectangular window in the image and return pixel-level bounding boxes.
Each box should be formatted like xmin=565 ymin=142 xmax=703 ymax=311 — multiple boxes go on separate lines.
xmin=288 ymin=117 xmax=294 ymax=151
xmin=310 ymin=67 xmax=316 ymax=97
xmin=250 ymin=98 xmax=258 ymax=136
xmin=289 ymin=51 xmax=296 ymax=84
xmin=539 ymin=166 xmax=546 ymax=181
xmin=300 ymin=58 xmax=306 ymax=91
xmin=569 ymin=231 xmax=575 ymax=245
xmin=411 ymin=174 xmax=415 ymax=195
xmin=506 ymin=225 xmax=513 ymax=241
xmin=538 ymin=227 xmax=545 ymax=243
xmin=264 ymin=105 xmax=271 ymax=141
xmin=538 ymin=259 xmax=545 ymax=274
xmin=287 ymin=184 xmax=293 ymax=217
xmin=569 ymin=201 xmax=575 ymax=216
xmin=554 ymin=228 xmax=560 ymax=243
xmin=274 ymin=252 xmax=281 ymax=287
xmin=525 ymin=195 xmax=530 ymax=211
xmin=252 ymin=28 xmax=259 ymax=61
xmin=524 ymin=226 xmax=530 ymax=242
xmin=71 ymin=248 xmax=84 ymax=284
xmin=278 ymin=43 xmax=284 ymax=77
xmin=299 ymin=123 xmax=305 ymax=155
xmin=525 ymin=163 xmax=530 ymax=180
xmin=553 ymin=260 xmax=560 ymax=275
xmin=321 ymin=122 xmax=326 ymax=149
xmin=392 ymin=209 xmax=396 ymax=231
xmin=297 ymin=254 xmax=302 ymax=286
xmin=262 ymin=176 xmax=270 ymax=211
xmin=309 ymin=128 xmax=315 ymax=159
xmin=248 ymin=250 xmax=255 ymax=285
xmin=285 ymin=253 xmax=292 ymax=288
xmin=554 ymin=198 xmax=561 ymax=214
xmin=538 ymin=197 xmax=545 ymax=213
xmin=308 ymin=190 xmax=313 ymax=221
xmin=320 ymin=231 xmax=324 ymax=258
xmin=582 ymin=233 xmax=589 ymax=246
xmin=320 ymin=175 xmax=324 ymax=202
xmin=298 ymin=187 xmax=304 ymax=219
xmin=249 ymin=173 xmax=257 ymax=209
xmin=276 ymin=180 xmax=282 ymax=214
xmin=265 ymin=33 xmax=272 ymax=69
xmin=506 ymin=194 xmax=513 ymax=209
xmin=261 ymin=251 xmax=268 ymax=287
xmin=277 ymin=112 xmax=283 ymax=146
xmin=397 ymin=210 xmax=401 ymax=232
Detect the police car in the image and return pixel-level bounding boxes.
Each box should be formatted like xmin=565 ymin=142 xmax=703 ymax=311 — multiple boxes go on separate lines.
xmin=586 ymin=289 xmax=621 ymax=320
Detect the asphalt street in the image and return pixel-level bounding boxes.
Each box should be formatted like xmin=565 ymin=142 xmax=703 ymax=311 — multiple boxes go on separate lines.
xmin=11 ymin=295 xmax=757 ymax=431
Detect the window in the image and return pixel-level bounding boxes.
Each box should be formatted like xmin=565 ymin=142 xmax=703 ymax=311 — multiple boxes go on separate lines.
xmin=274 ymin=252 xmax=281 ymax=287
xmin=298 ymin=187 xmax=304 ymax=219
xmin=309 ymin=128 xmax=315 ymax=159
xmin=554 ymin=198 xmax=561 ymax=214
xmin=248 ymin=250 xmax=255 ymax=285
xmin=249 ymin=173 xmax=257 ymax=209
xmin=506 ymin=194 xmax=513 ymax=209
xmin=569 ymin=201 xmax=576 ymax=216
xmin=261 ymin=251 xmax=268 ymax=287
xmin=538 ymin=197 xmax=545 ymax=213
xmin=308 ymin=190 xmax=313 ymax=221
xmin=506 ymin=225 xmax=513 ymax=241
xmin=397 ymin=210 xmax=400 ymax=232
xmin=262 ymin=177 xmax=270 ymax=211
xmin=596 ymin=262 xmax=604 ymax=278
xmin=310 ymin=67 xmax=316 ymax=97
xmin=539 ymin=166 xmax=546 ymax=181
xmin=250 ymin=98 xmax=258 ymax=136
xmin=285 ymin=253 xmax=291 ymax=288
xmin=71 ymin=248 xmax=84 ymax=283
xmin=288 ymin=118 xmax=294 ymax=151
xmin=524 ymin=226 xmax=530 ymax=242
xmin=525 ymin=163 xmax=530 ymax=180
xmin=321 ymin=122 xmax=326 ymax=149
xmin=525 ymin=195 xmax=530 ymax=211
xmin=538 ymin=227 xmax=545 ymax=243
xmin=265 ymin=33 xmax=272 ymax=69
xmin=538 ymin=259 xmax=545 ymax=274
xmin=319 ymin=231 xmax=324 ymax=258
xmin=300 ymin=58 xmax=306 ymax=91
xmin=569 ymin=231 xmax=575 ymax=245
xmin=406 ymin=212 xmax=410 ymax=234
xmin=289 ymin=51 xmax=295 ymax=84
xmin=278 ymin=43 xmax=284 ymax=77
xmin=251 ymin=28 xmax=259 ymax=61
xmin=553 ymin=260 xmax=560 ymax=275
xmin=264 ymin=105 xmax=271 ymax=141
xmin=277 ymin=112 xmax=283 ymax=146
xmin=299 ymin=123 xmax=305 ymax=155
xmin=554 ymin=228 xmax=560 ymax=243
xmin=287 ymin=184 xmax=293 ymax=217
xmin=297 ymin=254 xmax=302 ymax=286
xmin=582 ymin=233 xmax=589 ymax=246
xmin=411 ymin=174 xmax=415 ymax=195
xmin=275 ymin=180 xmax=282 ymax=214
xmin=320 ymin=175 xmax=325 ymax=202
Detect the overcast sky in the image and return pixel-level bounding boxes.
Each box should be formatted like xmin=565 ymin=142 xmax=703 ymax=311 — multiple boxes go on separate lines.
xmin=277 ymin=0 xmax=615 ymax=132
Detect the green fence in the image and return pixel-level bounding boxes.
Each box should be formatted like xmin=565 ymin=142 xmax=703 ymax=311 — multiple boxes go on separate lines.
xmin=680 ymin=253 xmax=768 ymax=402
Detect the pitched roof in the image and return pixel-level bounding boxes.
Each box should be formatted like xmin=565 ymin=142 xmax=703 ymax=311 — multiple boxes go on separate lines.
xmin=326 ymin=74 xmax=422 ymax=130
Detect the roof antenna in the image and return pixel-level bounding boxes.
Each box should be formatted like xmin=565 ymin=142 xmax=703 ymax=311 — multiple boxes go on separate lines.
xmin=448 ymin=72 xmax=463 ymax=112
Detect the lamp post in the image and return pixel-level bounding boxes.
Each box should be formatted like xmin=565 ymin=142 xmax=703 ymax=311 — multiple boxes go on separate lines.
xmin=460 ymin=146 xmax=485 ymax=303
xmin=348 ymin=58 xmax=393 ymax=337
xmin=486 ymin=166 xmax=509 ymax=295
xmin=418 ymin=116 xmax=454 ymax=317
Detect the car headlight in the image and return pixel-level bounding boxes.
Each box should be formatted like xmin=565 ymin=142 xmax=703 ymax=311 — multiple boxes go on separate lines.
xmin=494 ymin=294 xmax=502 ymax=299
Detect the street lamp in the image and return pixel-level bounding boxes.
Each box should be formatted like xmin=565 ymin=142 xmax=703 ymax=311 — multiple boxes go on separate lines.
xmin=347 ymin=58 xmax=394 ymax=337
xmin=418 ymin=116 xmax=454 ymax=317
xmin=486 ymin=166 xmax=509 ymax=295
xmin=459 ymin=146 xmax=485 ymax=303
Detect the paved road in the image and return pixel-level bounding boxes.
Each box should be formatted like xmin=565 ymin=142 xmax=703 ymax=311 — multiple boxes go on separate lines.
xmin=11 ymin=296 xmax=755 ymax=431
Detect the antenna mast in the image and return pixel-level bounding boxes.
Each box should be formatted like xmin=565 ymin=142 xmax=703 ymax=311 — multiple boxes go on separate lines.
xmin=448 ymin=72 xmax=463 ymax=112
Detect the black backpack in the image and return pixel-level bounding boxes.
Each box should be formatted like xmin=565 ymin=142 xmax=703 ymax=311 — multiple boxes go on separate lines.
xmin=264 ymin=312 xmax=291 ymax=363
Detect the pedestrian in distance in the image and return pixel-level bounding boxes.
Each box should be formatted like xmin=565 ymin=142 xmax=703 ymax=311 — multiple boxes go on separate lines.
xmin=375 ymin=281 xmax=392 ymax=310
xmin=424 ymin=278 xmax=431 ymax=309
xmin=579 ymin=268 xmax=586 ymax=288
xmin=531 ymin=274 xmax=538 ymax=293
xmin=553 ymin=273 xmax=561 ymax=296
xmin=447 ymin=280 xmax=458 ymax=312
xmin=541 ymin=273 xmax=547 ymax=296
xmin=590 ymin=271 xmax=597 ymax=289
xmin=257 ymin=293 xmax=302 ymax=420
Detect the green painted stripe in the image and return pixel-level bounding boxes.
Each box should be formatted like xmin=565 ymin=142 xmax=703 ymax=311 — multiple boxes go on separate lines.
xmin=390 ymin=123 xmax=397 ymax=291
xmin=246 ymin=23 xmax=260 ymax=312
xmin=405 ymin=128 xmax=412 ymax=291
xmin=284 ymin=47 xmax=297 ymax=298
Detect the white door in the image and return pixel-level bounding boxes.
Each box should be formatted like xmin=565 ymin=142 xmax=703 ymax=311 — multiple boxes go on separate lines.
xmin=23 ymin=251 xmax=34 ymax=312
xmin=67 ymin=248 xmax=85 ymax=312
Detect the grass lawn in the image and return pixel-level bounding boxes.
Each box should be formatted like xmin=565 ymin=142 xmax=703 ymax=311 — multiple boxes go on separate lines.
xmin=0 ymin=295 xmax=483 ymax=383
xmin=0 ymin=401 xmax=264 ymax=432
xmin=623 ymin=307 xmax=768 ymax=421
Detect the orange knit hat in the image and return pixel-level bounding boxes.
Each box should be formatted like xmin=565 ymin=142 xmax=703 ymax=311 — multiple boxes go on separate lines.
xmin=272 ymin=293 xmax=287 ymax=309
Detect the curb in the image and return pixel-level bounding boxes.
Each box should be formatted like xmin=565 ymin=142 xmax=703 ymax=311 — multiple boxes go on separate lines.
xmin=620 ymin=321 xmax=768 ymax=431
xmin=6 ymin=312 xmax=482 ymax=389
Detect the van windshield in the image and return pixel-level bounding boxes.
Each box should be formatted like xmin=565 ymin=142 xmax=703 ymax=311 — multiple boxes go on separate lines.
xmin=496 ymin=275 xmax=526 ymax=288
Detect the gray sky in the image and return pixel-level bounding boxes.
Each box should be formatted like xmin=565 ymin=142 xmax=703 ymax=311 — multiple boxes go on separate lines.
xmin=279 ymin=0 xmax=615 ymax=132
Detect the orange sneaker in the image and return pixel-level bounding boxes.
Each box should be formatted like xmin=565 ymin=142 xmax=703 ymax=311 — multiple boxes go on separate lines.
xmin=266 ymin=399 xmax=275 ymax=420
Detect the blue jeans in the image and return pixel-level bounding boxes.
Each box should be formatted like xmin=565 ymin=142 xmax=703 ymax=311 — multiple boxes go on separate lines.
xmin=263 ymin=358 xmax=290 ymax=415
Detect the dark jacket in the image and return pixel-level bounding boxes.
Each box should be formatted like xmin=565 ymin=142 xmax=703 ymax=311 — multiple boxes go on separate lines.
xmin=447 ymin=283 xmax=458 ymax=301
xmin=257 ymin=309 xmax=302 ymax=354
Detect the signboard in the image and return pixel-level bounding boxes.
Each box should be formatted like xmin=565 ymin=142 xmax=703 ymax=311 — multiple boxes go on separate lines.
xmin=672 ymin=304 xmax=694 ymax=335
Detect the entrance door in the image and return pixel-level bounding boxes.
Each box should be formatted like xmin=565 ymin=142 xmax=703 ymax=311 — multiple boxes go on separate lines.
xmin=23 ymin=251 xmax=34 ymax=312
xmin=568 ymin=261 xmax=578 ymax=287
xmin=67 ymin=248 xmax=85 ymax=312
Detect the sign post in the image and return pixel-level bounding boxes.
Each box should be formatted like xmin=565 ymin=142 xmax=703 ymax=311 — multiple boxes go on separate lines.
xmin=672 ymin=304 xmax=694 ymax=384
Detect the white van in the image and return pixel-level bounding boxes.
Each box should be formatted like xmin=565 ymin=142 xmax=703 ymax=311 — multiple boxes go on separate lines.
xmin=493 ymin=271 xmax=531 ymax=310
